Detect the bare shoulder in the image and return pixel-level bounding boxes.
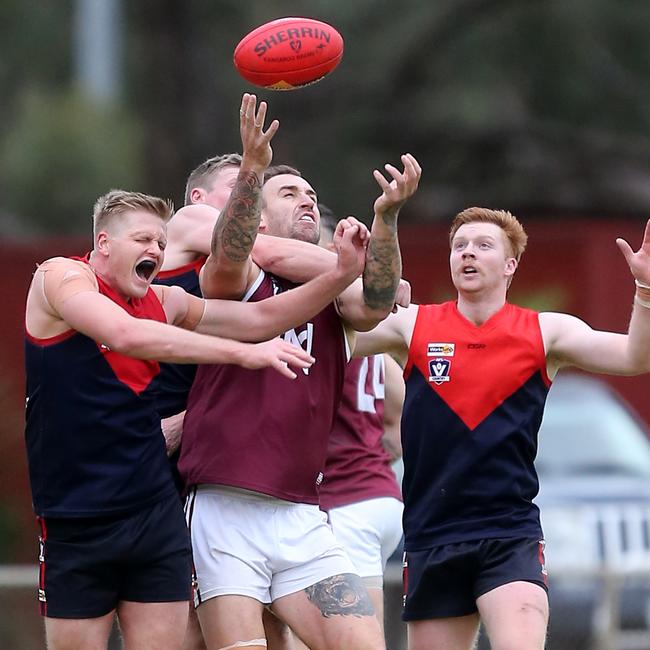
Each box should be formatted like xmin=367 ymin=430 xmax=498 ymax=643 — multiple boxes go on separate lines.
xmin=167 ymin=204 xmax=220 ymax=235
xmin=27 ymin=257 xmax=98 ymax=337
xmin=150 ymin=283 xmax=188 ymax=325
xmin=538 ymin=310 xmax=590 ymax=357
xmin=539 ymin=310 xmax=585 ymax=336
xmin=34 ymin=257 xmax=96 ymax=291
xmin=37 ymin=256 xmax=92 ymax=275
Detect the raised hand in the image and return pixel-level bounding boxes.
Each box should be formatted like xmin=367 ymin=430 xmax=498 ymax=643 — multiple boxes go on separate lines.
xmin=241 ymin=338 xmax=314 ymax=379
xmin=239 ymin=93 xmax=280 ymax=173
xmin=333 ymin=217 xmax=369 ymax=281
xmin=373 ymin=153 xmax=422 ymax=221
xmin=616 ymin=219 xmax=650 ymax=286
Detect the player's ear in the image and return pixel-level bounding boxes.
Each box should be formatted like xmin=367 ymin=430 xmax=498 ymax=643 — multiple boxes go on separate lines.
xmin=190 ymin=187 xmax=206 ymax=204
xmin=504 ymin=257 xmax=518 ymax=277
xmin=96 ymin=231 xmax=110 ymax=256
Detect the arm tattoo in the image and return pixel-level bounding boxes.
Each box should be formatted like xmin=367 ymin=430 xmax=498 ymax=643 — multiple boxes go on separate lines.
xmin=363 ymin=232 xmax=401 ymax=311
xmin=211 ymin=170 xmax=261 ymax=263
xmin=304 ymin=573 xmax=375 ymax=618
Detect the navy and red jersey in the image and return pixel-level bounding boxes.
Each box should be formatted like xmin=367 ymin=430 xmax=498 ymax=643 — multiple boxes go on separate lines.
xmin=179 ymin=270 xmax=348 ymax=505
xmin=402 ymin=301 xmax=551 ymax=551
xmin=319 ymin=355 xmax=402 ymax=511
xmin=24 ymin=260 xmax=175 ymax=517
xmin=152 ymin=257 xmax=206 ymax=418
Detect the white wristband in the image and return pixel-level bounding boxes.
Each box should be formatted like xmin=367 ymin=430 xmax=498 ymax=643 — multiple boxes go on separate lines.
xmin=635 ymin=278 xmax=650 ymax=290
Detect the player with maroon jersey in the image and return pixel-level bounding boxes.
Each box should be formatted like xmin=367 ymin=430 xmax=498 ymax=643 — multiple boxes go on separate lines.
xmin=179 ymin=93 xmax=421 ymax=650
xmin=354 ymin=208 xmax=650 ymax=650
xmin=156 ymin=100 xmax=381 ymax=650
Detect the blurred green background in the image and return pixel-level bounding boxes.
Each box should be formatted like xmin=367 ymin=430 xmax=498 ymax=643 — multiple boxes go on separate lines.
xmin=2 ymin=0 xmax=650 ymax=237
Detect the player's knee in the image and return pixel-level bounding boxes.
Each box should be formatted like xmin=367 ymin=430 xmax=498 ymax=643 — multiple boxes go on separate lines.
xmin=335 ymin=620 xmax=386 ymax=650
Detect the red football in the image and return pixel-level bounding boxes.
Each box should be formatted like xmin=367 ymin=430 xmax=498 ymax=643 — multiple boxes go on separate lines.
xmin=233 ymin=17 xmax=344 ymax=90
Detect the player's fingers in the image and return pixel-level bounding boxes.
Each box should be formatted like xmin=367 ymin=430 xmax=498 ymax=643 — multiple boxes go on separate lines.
xmin=273 ymin=359 xmax=297 ymax=380
xmin=333 ymin=219 xmax=348 ymax=236
xmin=401 ymin=154 xmax=417 ymax=180
xmin=239 ymin=93 xmax=250 ymax=116
xmin=281 ymin=342 xmax=314 ymax=364
xmin=255 ymin=101 xmax=268 ymax=128
xmin=340 ymin=223 xmax=360 ymax=244
xmin=263 ymin=119 xmax=280 ymax=140
xmin=356 ymin=222 xmax=370 ymax=241
xmin=244 ymin=94 xmax=257 ymax=121
xmin=345 ymin=216 xmax=362 ymax=227
xmin=373 ymin=169 xmax=390 ymax=190
xmin=616 ymin=238 xmax=634 ymax=266
xmin=345 ymin=217 xmax=370 ymax=241
xmin=384 ymin=163 xmax=404 ymax=183
xmin=403 ymin=153 xmax=422 ymax=177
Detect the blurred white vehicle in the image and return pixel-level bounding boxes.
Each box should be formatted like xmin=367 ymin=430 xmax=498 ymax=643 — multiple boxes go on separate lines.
xmin=536 ymin=373 xmax=650 ymax=649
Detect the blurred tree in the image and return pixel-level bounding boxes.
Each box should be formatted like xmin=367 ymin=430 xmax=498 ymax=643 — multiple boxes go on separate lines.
xmin=1 ymin=0 xmax=650 ymax=232
xmin=0 ymin=89 xmax=143 ymax=234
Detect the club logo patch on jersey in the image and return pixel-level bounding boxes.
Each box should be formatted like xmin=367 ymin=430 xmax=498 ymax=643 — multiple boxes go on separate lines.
xmin=427 ymin=343 xmax=455 ymax=357
xmin=428 ymin=358 xmax=451 ymax=384
xmin=283 ymin=322 xmax=314 ymax=376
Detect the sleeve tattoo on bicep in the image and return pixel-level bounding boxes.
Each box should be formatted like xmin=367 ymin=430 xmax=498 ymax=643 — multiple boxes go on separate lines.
xmin=304 ymin=573 xmax=375 ymax=617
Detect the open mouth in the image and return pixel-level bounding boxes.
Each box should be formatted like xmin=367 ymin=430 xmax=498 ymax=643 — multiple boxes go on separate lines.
xmin=462 ymin=266 xmax=478 ymax=275
xmin=298 ymin=213 xmax=315 ymax=223
xmin=135 ymin=260 xmax=156 ymax=281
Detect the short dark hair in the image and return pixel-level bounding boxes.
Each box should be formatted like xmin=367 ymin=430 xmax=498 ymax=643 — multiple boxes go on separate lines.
xmin=263 ymin=164 xmax=301 ymax=184
xmin=184 ymin=153 xmax=242 ymax=205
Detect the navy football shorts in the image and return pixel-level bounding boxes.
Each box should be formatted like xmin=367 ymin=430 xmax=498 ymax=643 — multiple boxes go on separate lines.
xmin=402 ymin=537 xmax=548 ymax=621
xmin=37 ymin=494 xmax=192 ymax=618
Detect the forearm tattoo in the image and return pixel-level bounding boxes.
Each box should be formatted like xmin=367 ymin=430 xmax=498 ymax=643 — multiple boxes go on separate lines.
xmin=211 ymin=170 xmax=261 ymax=262
xmin=304 ymin=573 xmax=375 ymax=618
xmin=363 ymin=231 xmax=401 ymax=310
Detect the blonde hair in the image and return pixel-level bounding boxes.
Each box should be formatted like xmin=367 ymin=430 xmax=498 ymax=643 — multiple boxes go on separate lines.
xmin=93 ymin=190 xmax=174 ymax=238
xmin=449 ymin=207 xmax=528 ymax=260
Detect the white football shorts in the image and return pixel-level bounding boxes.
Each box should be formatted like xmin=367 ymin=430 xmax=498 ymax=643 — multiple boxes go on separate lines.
xmin=186 ymin=485 xmax=356 ymax=606
xmin=327 ymin=497 xmax=404 ymax=583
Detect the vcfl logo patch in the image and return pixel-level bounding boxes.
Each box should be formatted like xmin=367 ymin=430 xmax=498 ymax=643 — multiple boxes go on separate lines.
xmin=428 ymin=358 xmax=451 ymax=384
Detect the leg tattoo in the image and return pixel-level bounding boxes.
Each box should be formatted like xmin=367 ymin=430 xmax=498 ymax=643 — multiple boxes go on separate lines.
xmin=305 ymin=573 xmax=375 ymax=618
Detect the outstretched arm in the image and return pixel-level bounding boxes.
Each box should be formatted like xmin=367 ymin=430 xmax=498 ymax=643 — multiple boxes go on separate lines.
xmin=252 ymin=233 xmax=337 ymax=282
xmin=201 ymin=93 xmax=278 ymax=299
xmin=541 ymin=219 xmax=650 ymax=377
xmin=337 ymin=154 xmax=421 ymax=331
xmin=164 ymin=207 xmax=335 ymax=283
xmin=353 ymin=304 xmax=418 ymax=365
xmin=33 ymin=259 xmax=312 ymax=379
xmin=167 ymin=220 xmax=368 ymax=342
